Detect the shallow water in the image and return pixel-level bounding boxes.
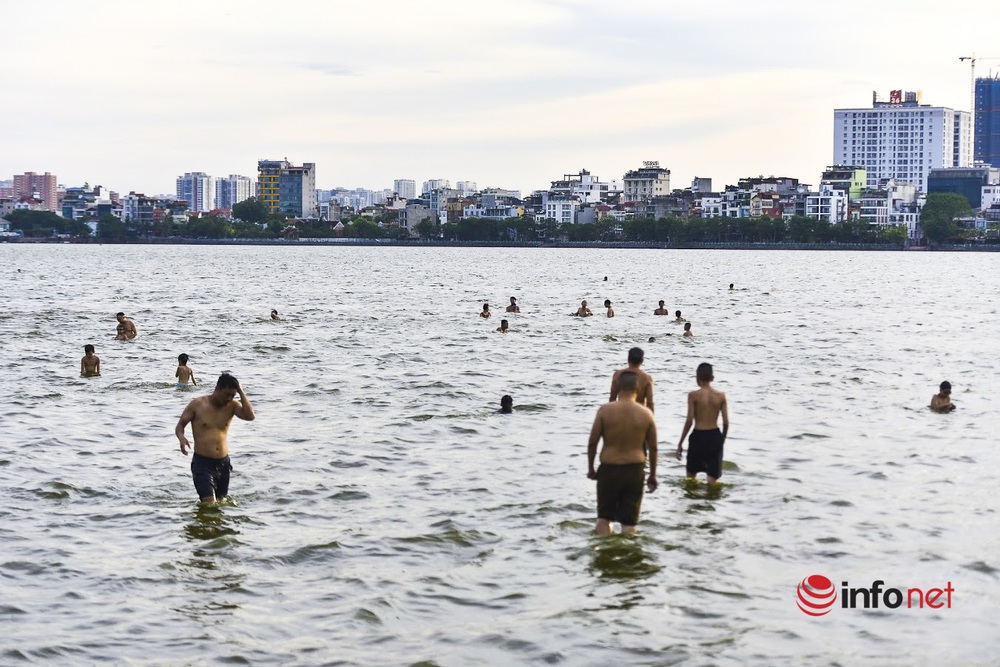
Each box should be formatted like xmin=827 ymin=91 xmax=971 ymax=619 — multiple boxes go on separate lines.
xmin=0 ymin=244 xmax=997 ymax=665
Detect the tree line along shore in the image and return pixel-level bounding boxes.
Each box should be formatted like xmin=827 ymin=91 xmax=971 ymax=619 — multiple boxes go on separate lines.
xmin=3 ymin=192 xmax=996 ymax=247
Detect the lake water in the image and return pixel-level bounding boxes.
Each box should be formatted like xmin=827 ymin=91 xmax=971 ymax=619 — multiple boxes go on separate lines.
xmin=0 ymin=244 xmax=997 ymax=666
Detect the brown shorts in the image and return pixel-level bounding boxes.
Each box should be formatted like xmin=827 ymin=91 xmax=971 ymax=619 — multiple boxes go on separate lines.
xmin=596 ymin=462 xmax=646 ymax=526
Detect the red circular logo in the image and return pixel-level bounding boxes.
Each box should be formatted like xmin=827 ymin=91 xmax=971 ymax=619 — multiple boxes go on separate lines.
xmin=797 ymin=574 xmax=837 ymax=616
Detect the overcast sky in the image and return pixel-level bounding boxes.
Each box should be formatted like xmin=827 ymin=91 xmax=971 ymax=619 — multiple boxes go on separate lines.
xmin=1 ymin=0 xmax=996 ymax=197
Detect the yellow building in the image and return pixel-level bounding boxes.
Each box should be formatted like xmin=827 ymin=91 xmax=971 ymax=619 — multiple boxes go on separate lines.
xmin=257 ymin=159 xmax=287 ymax=215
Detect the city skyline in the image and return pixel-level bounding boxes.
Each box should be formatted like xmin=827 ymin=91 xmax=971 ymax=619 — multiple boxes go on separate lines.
xmin=1 ymin=0 xmax=997 ymax=197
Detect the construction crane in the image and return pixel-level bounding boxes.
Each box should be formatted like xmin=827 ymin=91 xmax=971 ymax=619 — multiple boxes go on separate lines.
xmin=959 ymin=54 xmax=1000 ymax=158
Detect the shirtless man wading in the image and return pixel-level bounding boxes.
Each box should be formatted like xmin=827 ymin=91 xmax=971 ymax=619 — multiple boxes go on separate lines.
xmin=587 ymin=371 xmax=658 ymax=535
xmin=175 ymin=373 xmax=255 ymax=503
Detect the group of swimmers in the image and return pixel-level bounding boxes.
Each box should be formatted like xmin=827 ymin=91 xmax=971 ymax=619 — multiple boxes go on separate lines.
xmin=588 ymin=345 xmax=729 ymax=535
xmin=480 ymin=294 xmax=696 ymax=338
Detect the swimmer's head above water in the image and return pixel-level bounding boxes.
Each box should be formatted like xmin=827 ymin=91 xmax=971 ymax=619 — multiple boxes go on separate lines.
xmin=178 ymin=353 xmax=189 ymax=365
xmin=500 ymin=395 xmax=513 ymax=413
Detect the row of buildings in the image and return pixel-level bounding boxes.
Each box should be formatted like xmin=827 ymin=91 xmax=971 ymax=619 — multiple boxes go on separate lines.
xmin=4 ymin=84 xmax=1000 ymax=238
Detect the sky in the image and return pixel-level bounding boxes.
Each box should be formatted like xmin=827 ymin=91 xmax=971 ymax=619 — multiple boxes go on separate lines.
xmin=1 ymin=0 xmax=998 ymax=197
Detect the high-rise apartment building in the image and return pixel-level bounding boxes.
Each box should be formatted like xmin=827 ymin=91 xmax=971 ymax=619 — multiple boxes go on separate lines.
xmin=833 ymin=90 xmax=971 ymax=192
xmin=257 ymin=159 xmax=317 ymax=218
xmin=13 ymin=171 xmax=58 ymax=212
xmin=176 ymin=172 xmax=214 ymax=212
xmin=623 ymin=161 xmax=671 ymax=201
xmin=393 ymin=179 xmax=416 ymax=199
xmin=215 ymin=175 xmax=256 ymax=210
xmin=975 ymin=75 xmax=1000 ymax=168
xmin=422 ymin=179 xmax=451 ymax=195
xmin=455 ymin=181 xmax=478 ymax=197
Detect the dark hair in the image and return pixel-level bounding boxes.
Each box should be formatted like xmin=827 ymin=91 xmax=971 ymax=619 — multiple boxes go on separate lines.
xmin=648 ymin=337 xmax=655 ymax=343
xmin=697 ymin=362 xmax=713 ymax=382
xmin=684 ymin=322 xmax=691 ymax=330
xmin=116 ymin=312 xmax=125 ymax=318
xmin=271 ymin=309 xmax=278 ymax=315
xmin=675 ymin=310 xmax=682 ymax=317
xmin=604 ymin=299 xmax=611 ymax=307
xmin=509 ymin=296 xmax=516 ymax=303
xmin=729 ymin=283 xmax=734 ymax=289
xmin=84 ymin=344 xmax=95 ymax=354
xmin=500 ymin=394 xmax=513 ymax=413
xmin=658 ymin=300 xmax=664 ymax=306
xmin=618 ymin=371 xmax=639 ymax=392
xmin=940 ymin=380 xmax=951 ymax=392
xmin=500 ymin=319 xmax=508 ymax=326
xmin=483 ymin=303 xmax=489 ymax=310
xmin=178 ymin=353 xmax=189 ymax=364
xmin=216 ymin=373 xmax=239 ymax=390
xmin=627 ymin=347 xmax=644 ymax=365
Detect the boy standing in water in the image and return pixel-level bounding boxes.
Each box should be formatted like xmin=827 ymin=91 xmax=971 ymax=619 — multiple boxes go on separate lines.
xmin=176 ymin=353 xmax=197 ymax=386
xmin=683 ymin=322 xmax=693 ymax=337
xmin=676 ymin=363 xmax=729 ymax=484
xmin=175 ymin=373 xmax=255 ymax=503
xmin=81 ymin=344 xmax=100 ymax=376
xmin=930 ymin=381 xmax=956 ymax=413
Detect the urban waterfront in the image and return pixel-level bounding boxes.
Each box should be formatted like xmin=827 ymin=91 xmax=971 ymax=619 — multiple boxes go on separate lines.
xmin=1 ymin=244 xmax=997 ymax=665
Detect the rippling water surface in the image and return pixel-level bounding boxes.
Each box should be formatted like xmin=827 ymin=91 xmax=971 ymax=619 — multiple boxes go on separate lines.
xmin=0 ymin=245 xmax=997 ymax=665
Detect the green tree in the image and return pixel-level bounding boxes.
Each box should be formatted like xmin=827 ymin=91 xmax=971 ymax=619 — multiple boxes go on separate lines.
xmin=4 ymin=209 xmax=91 ymax=237
xmin=232 ymin=197 xmax=270 ymax=224
xmin=97 ymin=214 xmax=127 ymax=240
xmin=414 ymin=218 xmax=438 ymax=239
xmin=921 ymin=193 xmax=971 ymax=244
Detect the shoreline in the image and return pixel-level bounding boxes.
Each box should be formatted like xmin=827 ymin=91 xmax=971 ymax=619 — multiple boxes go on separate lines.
xmin=3 ymin=237 xmax=999 ymax=251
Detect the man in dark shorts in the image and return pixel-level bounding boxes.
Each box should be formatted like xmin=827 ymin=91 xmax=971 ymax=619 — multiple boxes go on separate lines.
xmin=175 ymin=373 xmax=255 ymax=503
xmin=587 ymin=371 xmax=657 ymax=535
xmin=676 ymin=362 xmax=729 ymax=484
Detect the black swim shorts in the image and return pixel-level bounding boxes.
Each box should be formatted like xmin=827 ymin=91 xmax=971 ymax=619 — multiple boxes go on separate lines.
xmin=596 ymin=462 xmax=646 ymax=526
xmin=686 ymin=428 xmax=724 ymax=479
xmin=191 ymin=453 xmax=232 ymax=500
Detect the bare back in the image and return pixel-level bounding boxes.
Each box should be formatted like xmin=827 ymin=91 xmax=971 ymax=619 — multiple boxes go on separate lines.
xmin=610 ymin=368 xmax=654 ymax=412
xmin=591 ymin=400 xmax=656 ymax=465
xmin=689 ymin=386 xmax=727 ymax=430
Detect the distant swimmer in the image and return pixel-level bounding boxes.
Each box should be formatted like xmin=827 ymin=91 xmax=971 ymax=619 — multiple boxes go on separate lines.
xmin=175 ymin=373 xmax=255 ymax=503
xmin=603 ymin=276 xmax=608 ymax=281
xmin=270 ymin=309 xmax=281 ymax=321
xmin=587 ymin=371 xmax=658 ymax=535
xmin=729 ymin=283 xmax=734 ymax=290
xmin=648 ymin=337 xmax=655 ymax=343
xmin=930 ymin=381 xmax=956 ymax=413
xmin=496 ymin=319 xmax=509 ymax=333
xmin=683 ymin=322 xmax=693 ymax=337
xmin=674 ymin=310 xmax=686 ymax=323
xmin=505 ymin=297 xmax=520 ymax=313
xmin=605 ymin=299 xmax=615 ymax=318
xmin=676 ymin=363 xmax=729 ymax=485
xmin=114 ymin=312 xmax=137 ymax=340
xmin=654 ymin=300 xmax=669 ymax=316
xmin=499 ymin=394 xmax=513 ymax=414
xmin=81 ymin=344 xmax=100 ymax=377
xmin=610 ymin=347 xmax=654 ymax=412
xmin=574 ymin=300 xmax=593 ymax=317
xmin=480 ymin=303 xmax=492 ymax=318
xmin=175 ymin=353 xmax=197 ymax=387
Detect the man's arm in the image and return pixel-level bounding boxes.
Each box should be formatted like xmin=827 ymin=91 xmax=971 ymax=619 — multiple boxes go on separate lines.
xmin=587 ymin=409 xmax=603 ymax=479
xmin=80 ymin=358 xmax=85 ymax=374
xmin=646 ymin=418 xmax=658 ymax=492
xmin=126 ymin=320 xmax=137 ymax=336
xmin=676 ymin=392 xmax=695 ymax=459
xmin=95 ymin=358 xmax=100 ymax=374
xmin=720 ymin=392 xmax=729 ymax=442
xmin=175 ymin=401 xmax=196 ymax=455
xmin=609 ymin=371 xmax=620 ymax=403
xmin=645 ymin=378 xmax=655 ymax=413
xmin=234 ymin=382 xmax=255 ymax=421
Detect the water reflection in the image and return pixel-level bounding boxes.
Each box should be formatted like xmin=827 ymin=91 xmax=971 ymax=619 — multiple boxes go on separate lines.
xmin=586 ymin=534 xmax=662 ymax=582
xmin=176 ymin=504 xmax=248 ymax=622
